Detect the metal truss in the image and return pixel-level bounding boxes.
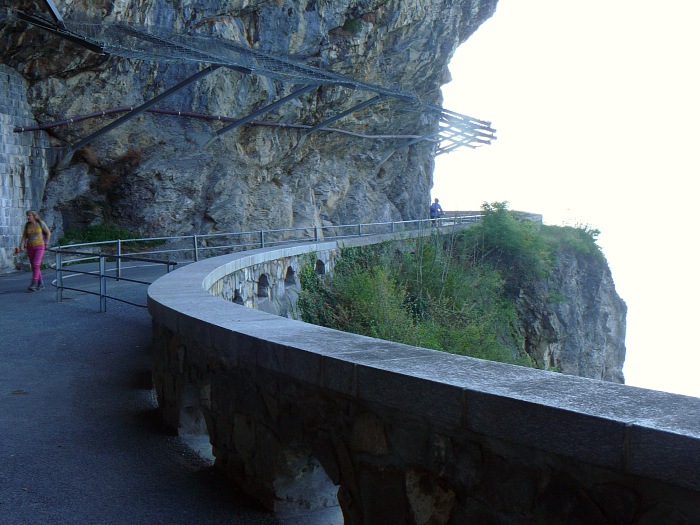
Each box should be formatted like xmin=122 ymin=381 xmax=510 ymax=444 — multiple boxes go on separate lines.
xmin=6 ymin=1 xmax=496 ymax=167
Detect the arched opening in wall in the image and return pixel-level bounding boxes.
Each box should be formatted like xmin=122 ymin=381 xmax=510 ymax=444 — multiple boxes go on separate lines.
xmin=233 ymin=289 xmax=244 ymax=305
xmin=257 ymin=274 xmax=269 ymax=298
xmin=315 ymin=260 xmax=325 ymax=275
xmin=272 ymin=443 xmax=342 ymax=521
xmin=178 ymin=384 xmax=214 ymax=462
xmin=284 ymin=267 xmax=296 ymax=287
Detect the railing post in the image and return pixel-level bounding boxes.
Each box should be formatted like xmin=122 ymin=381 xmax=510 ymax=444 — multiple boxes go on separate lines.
xmin=314 ymin=226 xmax=319 ymax=242
xmin=116 ymin=239 xmax=122 ymax=281
xmin=391 ymin=222 xmax=395 ymax=233
xmin=358 ymin=224 xmax=362 ymax=237
xmin=99 ymin=253 xmax=107 ymax=313
xmin=193 ymin=234 xmax=199 ymax=262
xmin=260 ymin=230 xmax=265 ymax=248
xmin=55 ymin=249 xmax=63 ymax=302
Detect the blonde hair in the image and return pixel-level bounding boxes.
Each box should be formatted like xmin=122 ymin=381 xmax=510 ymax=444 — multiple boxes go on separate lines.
xmin=26 ymin=210 xmax=42 ymax=222
xmin=23 ymin=210 xmax=46 ymax=237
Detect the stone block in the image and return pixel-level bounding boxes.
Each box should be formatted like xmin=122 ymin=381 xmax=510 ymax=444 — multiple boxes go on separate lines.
xmin=351 ymin=412 xmax=389 ymax=456
xmin=355 ymin=362 xmax=464 ymax=426
xmin=389 ymin=417 xmax=431 ymax=466
xmin=405 ymin=469 xmax=456 ymax=525
xmin=357 ymin=467 xmax=409 ymax=525
xmin=627 ymin=425 xmax=700 ymax=491
xmin=465 ymin=390 xmax=627 ymax=471
xmin=588 ymin=483 xmax=639 ymax=524
xmin=321 ymin=354 xmax=356 ymax=396
xmin=280 ymin=344 xmax=324 ymax=384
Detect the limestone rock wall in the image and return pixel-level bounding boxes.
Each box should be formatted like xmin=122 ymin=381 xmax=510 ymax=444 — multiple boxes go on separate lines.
xmin=0 ymin=0 xmax=498 ymax=250
xmin=518 ymin=249 xmax=627 ymax=383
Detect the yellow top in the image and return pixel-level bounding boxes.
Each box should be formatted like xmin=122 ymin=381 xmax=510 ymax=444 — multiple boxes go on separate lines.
xmin=24 ymin=221 xmax=49 ymax=248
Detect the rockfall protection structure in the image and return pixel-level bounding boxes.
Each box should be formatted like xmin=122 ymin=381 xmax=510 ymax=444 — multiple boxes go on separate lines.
xmin=4 ymin=0 xmax=497 ymax=168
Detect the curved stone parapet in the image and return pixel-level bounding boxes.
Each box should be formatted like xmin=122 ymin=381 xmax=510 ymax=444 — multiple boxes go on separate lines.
xmin=148 ymin=233 xmax=700 ymax=524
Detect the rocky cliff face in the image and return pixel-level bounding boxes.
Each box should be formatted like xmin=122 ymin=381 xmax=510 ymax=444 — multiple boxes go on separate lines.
xmin=518 ymin=249 xmax=627 ymax=383
xmin=1 ymin=1 xmax=627 ymax=382
xmin=0 ymin=0 xmax=497 ymax=241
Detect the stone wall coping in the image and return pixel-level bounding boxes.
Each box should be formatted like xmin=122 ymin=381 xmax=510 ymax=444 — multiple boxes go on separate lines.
xmin=148 ymin=235 xmax=700 ymax=492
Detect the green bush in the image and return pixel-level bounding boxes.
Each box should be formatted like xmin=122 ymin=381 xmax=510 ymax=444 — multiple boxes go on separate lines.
xmin=541 ymin=223 xmax=603 ymax=260
xmin=297 ymin=253 xmax=338 ymax=328
xmin=296 ymin=202 xmax=603 ymax=369
xmin=342 ymin=18 xmax=362 ymax=34
xmin=297 ymin=246 xmax=415 ymax=342
xmin=297 ymin=236 xmax=528 ymax=366
xmin=458 ymin=201 xmax=552 ymax=297
xmin=57 ymin=224 xmax=141 ymax=245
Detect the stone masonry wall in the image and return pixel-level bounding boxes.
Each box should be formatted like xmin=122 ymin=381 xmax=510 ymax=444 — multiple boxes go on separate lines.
xmin=211 ymin=251 xmax=336 ymax=318
xmin=0 ymin=64 xmax=50 ymax=274
xmin=152 ymin=322 xmax=700 ymax=525
xmin=148 ymin=236 xmax=700 ymax=525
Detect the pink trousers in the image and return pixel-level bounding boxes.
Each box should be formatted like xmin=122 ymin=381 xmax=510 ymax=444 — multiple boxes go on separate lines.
xmin=27 ymin=245 xmax=45 ymax=282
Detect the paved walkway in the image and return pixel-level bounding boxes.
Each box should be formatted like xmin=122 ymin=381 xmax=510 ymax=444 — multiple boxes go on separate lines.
xmin=0 ymin=265 xmax=339 ymax=524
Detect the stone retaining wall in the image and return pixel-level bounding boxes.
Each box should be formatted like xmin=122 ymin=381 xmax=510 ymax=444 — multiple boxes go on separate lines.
xmin=148 ymin=233 xmax=700 ymax=525
xmin=0 ymin=64 xmax=50 ymax=274
xmin=208 ymin=248 xmax=336 ymax=318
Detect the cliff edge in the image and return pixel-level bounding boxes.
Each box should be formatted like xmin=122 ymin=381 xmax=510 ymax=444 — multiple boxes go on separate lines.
xmin=518 ymin=248 xmax=627 ymax=382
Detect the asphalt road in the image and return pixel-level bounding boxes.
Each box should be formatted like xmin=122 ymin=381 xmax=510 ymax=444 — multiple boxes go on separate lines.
xmin=0 ymin=265 xmax=341 ymax=525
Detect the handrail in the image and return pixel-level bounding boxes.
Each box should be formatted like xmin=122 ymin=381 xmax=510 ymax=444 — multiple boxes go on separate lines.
xmin=52 ymin=248 xmax=177 ymax=312
xmin=53 ymin=213 xmax=484 ymax=265
xmin=49 ymin=213 xmax=484 ymax=311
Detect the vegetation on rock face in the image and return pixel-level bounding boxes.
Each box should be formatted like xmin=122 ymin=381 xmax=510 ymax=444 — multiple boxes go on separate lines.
xmin=57 ymin=224 xmax=141 ymax=245
xmin=296 ymin=202 xmax=604 ymax=367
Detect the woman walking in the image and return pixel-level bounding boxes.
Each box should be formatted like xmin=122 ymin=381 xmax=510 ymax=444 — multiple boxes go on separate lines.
xmin=19 ymin=210 xmax=51 ymax=291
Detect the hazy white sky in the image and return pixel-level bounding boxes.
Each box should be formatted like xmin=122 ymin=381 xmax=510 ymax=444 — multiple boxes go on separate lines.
xmin=435 ymin=0 xmax=700 ymax=397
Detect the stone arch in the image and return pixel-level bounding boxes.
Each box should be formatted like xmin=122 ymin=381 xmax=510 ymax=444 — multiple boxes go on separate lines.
xmin=233 ymin=289 xmax=244 ymax=305
xmin=177 ymin=383 xmax=214 ymax=461
xmin=257 ymin=274 xmax=269 ymax=298
xmin=284 ymin=266 xmax=296 ymax=287
xmin=315 ymin=259 xmax=325 ymax=275
xmin=216 ymin=399 xmax=342 ymax=519
xmin=264 ymin=439 xmax=340 ymax=518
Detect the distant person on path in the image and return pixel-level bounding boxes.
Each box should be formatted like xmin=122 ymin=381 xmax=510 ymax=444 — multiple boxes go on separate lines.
xmin=429 ymin=198 xmax=444 ymax=226
xmin=19 ymin=210 xmax=51 ymax=292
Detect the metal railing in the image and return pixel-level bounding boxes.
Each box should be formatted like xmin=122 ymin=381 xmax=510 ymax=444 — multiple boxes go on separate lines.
xmin=50 ymin=213 xmax=483 ymax=311
xmin=52 ymin=249 xmax=177 ymax=312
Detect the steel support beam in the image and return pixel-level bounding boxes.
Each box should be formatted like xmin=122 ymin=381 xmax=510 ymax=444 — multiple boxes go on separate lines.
xmin=41 ymin=0 xmax=66 ymax=29
xmin=8 ymin=4 xmax=496 ymax=161
xmin=437 ymin=123 xmax=480 ymax=148
xmin=57 ymin=65 xmax=221 ymax=168
xmin=16 ymin=11 xmax=105 ymax=54
xmin=380 ymin=127 xmax=444 ymax=165
xmin=435 ymin=106 xmax=494 ymax=130
xmin=440 ymin=112 xmax=496 ymax=139
xmin=436 ymin=140 xmax=477 ymax=156
xmin=298 ymin=95 xmax=384 ymax=143
xmin=197 ymin=84 xmax=317 ymax=148
xmin=216 ymin=84 xmax=317 ymax=137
